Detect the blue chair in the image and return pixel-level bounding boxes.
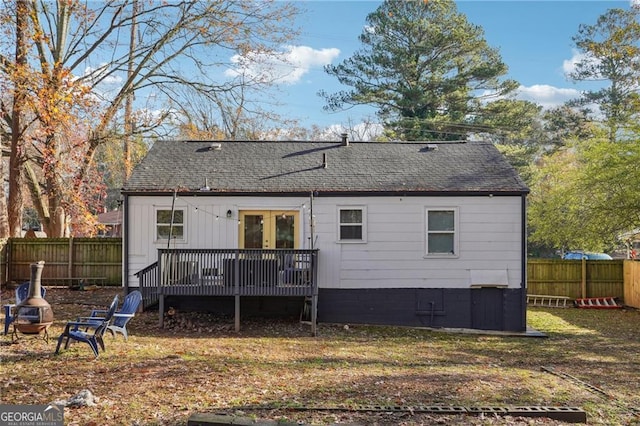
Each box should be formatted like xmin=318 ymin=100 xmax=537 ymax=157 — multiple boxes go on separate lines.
xmin=80 ymin=291 xmax=142 ymax=341
xmin=3 ymin=282 xmax=47 ymax=335
xmin=55 ymin=295 xmax=119 ymax=358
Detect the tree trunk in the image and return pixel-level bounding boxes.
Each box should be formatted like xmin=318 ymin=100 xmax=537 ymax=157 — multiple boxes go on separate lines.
xmin=123 ymin=0 xmax=138 ymax=182
xmin=8 ymin=0 xmax=29 ymax=237
xmin=42 ymin=205 xmax=68 ymax=238
xmin=0 ymin=139 xmax=9 ymax=238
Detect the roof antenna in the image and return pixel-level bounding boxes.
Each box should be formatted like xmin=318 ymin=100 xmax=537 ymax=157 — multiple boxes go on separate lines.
xmin=341 ymin=133 xmax=349 ymax=146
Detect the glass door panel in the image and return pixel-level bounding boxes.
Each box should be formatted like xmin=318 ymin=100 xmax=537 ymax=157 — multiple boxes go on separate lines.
xmin=239 ymin=210 xmax=299 ymax=249
xmin=243 ymin=214 xmax=264 ymax=248
xmin=275 ymin=214 xmax=295 ymax=248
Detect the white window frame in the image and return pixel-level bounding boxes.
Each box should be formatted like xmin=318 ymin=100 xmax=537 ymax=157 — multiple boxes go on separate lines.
xmin=337 ymin=206 xmax=367 ymax=243
xmin=425 ymin=207 xmax=458 ymax=257
xmin=155 ymin=207 xmax=186 ymax=242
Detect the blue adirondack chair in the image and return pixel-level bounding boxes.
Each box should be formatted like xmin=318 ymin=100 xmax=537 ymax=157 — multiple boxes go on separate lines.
xmin=55 ymin=295 xmax=119 ymax=358
xmin=79 ymin=290 xmax=142 ymax=341
xmin=3 ymin=282 xmax=47 ymax=335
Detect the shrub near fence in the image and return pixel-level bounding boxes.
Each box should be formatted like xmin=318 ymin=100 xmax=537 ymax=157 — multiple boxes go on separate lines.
xmin=5 ymin=238 xmax=122 ymax=285
xmin=527 ymin=258 xmax=624 ymax=301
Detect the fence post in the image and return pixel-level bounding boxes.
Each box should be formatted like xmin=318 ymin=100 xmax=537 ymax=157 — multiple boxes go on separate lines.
xmin=8 ymin=238 xmax=12 ymax=284
xmin=0 ymin=239 xmax=7 ymax=284
xmin=68 ymin=237 xmax=74 ymax=281
xmin=581 ymin=257 xmax=587 ymax=298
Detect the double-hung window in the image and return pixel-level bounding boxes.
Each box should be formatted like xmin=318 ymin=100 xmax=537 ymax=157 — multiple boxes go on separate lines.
xmin=426 ymin=208 xmax=457 ymax=255
xmin=156 ymin=209 xmax=184 ymax=241
xmin=338 ymin=207 xmax=366 ymax=242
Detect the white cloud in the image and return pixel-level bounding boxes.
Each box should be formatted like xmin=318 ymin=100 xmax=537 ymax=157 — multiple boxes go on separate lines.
xmin=562 ymin=48 xmax=604 ymax=80
xmin=563 ymin=49 xmax=586 ymax=76
xmin=101 ymin=74 xmax=123 ymax=85
xmin=225 ymin=45 xmax=340 ymax=85
xmin=83 ymin=64 xmax=123 ymax=85
xmin=516 ymin=84 xmax=580 ymax=109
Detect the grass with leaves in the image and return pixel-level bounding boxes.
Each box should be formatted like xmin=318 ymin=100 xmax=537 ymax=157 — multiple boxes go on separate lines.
xmin=1 ymin=287 xmax=639 ymax=425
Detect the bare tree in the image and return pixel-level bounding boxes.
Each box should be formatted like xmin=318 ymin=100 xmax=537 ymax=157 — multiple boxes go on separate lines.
xmin=171 ymin=59 xmax=306 ymax=141
xmin=0 ymin=0 xmax=300 ymax=236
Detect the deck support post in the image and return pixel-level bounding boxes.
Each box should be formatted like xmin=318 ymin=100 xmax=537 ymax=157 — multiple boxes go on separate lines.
xmin=234 ymin=295 xmax=240 ymax=332
xmin=311 ymin=293 xmax=318 ymax=336
xmin=311 ymin=251 xmax=318 ymax=336
xmin=233 ymin=250 xmax=240 ymax=332
xmin=158 ymin=294 xmax=165 ymax=328
xmin=581 ymin=257 xmax=587 ymax=299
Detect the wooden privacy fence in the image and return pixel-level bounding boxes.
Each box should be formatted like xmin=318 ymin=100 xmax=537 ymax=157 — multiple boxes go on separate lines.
xmin=527 ymin=258 xmax=640 ymax=307
xmin=0 ymin=239 xmax=7 ymax=285
xmin=3 ymin=238 xmax=122 ymax=286
xmin=624 ymin=260 xmax=640 ymax=309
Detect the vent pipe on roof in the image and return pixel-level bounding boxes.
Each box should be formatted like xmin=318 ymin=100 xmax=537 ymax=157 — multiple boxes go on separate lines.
xmin=199 ymin=177 xmax=210 ymax=191
xmin=341 ymin=133 xmax=348 ymax=146
xmin=322 ymin=153 xmax=328 ymax=169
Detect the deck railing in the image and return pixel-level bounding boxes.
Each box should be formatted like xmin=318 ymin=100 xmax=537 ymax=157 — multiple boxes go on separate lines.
xmin=136 ymin=249 xmax=318 ymax=309
xmin=135 ymin=261 xmax=159 ymax=310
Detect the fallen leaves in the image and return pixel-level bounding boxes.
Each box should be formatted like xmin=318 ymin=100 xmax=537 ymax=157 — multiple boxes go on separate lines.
xmin=1 ymin=288 xmax=639 ymax=425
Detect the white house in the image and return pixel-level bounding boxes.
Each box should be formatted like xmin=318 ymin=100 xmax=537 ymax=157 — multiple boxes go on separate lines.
xmin=121 ymin=137 xmax=529 ymax=332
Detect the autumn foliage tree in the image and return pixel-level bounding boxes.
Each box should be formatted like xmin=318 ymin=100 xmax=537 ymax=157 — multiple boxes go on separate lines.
xmin=1 ymin=0 xmax=299 ymax=237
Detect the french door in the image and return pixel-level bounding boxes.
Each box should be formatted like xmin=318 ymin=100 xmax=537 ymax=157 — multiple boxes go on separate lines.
xmin=239 ymin=210 xmax=299 ymax=249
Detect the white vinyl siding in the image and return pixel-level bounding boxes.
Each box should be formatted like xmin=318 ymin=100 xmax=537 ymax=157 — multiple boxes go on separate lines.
xmin=125 ymin=195 xmax=523 ymax=291
xmin=125 ymin=196 xmax=310 ymax=288
xmin=312 ymin=196 xmax=523 ymax=290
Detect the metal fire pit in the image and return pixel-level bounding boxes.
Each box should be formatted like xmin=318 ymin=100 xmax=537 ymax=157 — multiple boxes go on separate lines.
xmin=13 ymin=261 xmax=54 ymax=342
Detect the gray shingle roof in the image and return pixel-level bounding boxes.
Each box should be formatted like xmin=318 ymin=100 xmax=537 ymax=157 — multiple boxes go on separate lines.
xmin=122 ymin=140 xmax=529 ymax=195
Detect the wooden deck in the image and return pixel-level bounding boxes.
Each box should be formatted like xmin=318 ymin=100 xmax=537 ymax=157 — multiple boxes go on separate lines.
xmin=134 ymin=248 xmax=319 ymax=334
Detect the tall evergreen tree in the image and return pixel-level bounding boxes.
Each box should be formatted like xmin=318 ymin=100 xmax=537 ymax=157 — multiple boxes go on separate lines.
xmin=321 ymin=0 xmax=518 ymax=141
xmin=568 ymin=7 xmax=640 ymax=142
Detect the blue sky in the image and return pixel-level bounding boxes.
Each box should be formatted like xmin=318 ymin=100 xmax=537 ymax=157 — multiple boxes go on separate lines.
xmin=236 ymin=0 xmax=639 ymax=132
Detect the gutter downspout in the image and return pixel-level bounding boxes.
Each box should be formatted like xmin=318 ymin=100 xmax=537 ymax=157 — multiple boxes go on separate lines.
xmin=309 ymin=190 xmax=318 ymax=336
xmin=309 ymin=191 xmax=314 ymax=250
xmin=521 ymin=193 xmax=528 ymax=331
xmin=123 ymin=193 xmax=129 ymax=293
